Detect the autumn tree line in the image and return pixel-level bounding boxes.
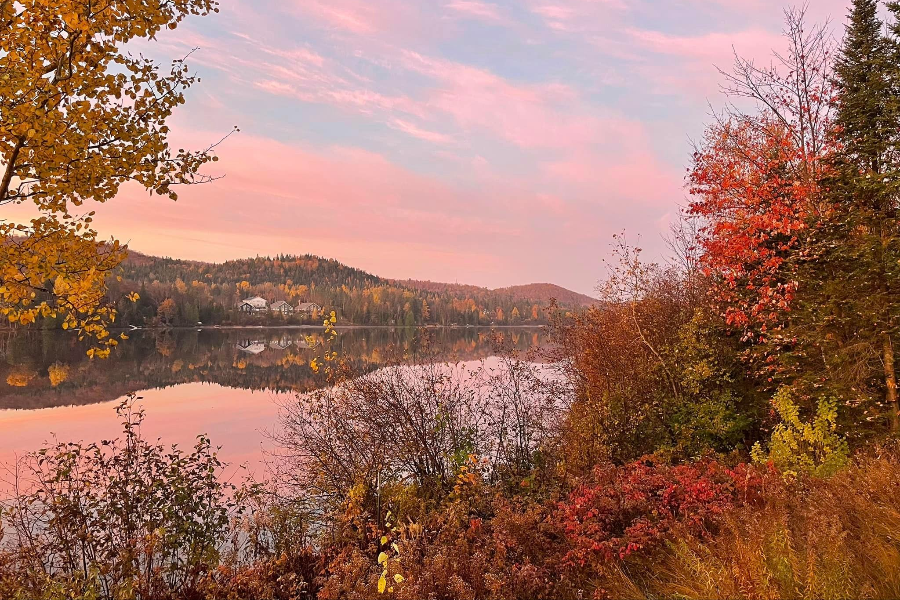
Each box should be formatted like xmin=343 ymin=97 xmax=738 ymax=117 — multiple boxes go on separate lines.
xmin=0 ymin=327 xmax=542 ymax=409
xmin=7 ymin=1 xmax=900 ymax=599
xmin=103 ymin=254 xmax=566 ymax=328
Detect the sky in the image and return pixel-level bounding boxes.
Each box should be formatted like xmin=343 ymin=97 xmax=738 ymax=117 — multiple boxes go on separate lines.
xmin=35 ymin=0 xmax=859 ymax=294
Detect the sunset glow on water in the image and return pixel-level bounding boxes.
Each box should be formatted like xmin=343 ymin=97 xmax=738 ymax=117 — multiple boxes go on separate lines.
xmin=0 ymin=384 xmax=281 ymax=479
xmin=0 ymin=328 xmax=545 ymax=480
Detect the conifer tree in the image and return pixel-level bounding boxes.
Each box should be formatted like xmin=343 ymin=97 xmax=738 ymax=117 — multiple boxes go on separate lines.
xmin=798 ymin=0 xmax=900 ymax=430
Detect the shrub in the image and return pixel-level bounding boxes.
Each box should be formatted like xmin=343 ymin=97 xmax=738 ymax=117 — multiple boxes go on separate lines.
xmin=318 ymin=494 xmax=569 ymax=600
xmin=557 ymin=458 xmax=744 ymax=568
xmin=0 ymin=398 xmax=246 ymax=600
xmin=752 ymin=387 xmax=850 ymax=477
xmin=271 ymin=355 xmax=562 ymax=530
xmin=549 ymin=240 xmax=761 ymax=470
xmin=198 ymin=553 xmax=321 ymax=600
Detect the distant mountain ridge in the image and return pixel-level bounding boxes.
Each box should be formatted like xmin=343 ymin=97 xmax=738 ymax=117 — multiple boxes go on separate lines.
xmin=394 ymin=279 xmax=597 ymax=307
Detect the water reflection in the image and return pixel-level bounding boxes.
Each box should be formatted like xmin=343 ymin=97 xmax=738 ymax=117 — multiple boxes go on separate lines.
xmin=0 ymin=327 xmax=545 ymax=478
xmin=0 ymin=327 xmax=544 ymax=410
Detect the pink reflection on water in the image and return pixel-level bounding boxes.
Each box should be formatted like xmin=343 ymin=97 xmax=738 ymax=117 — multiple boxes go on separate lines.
xmin=0 ymin=383 xmax=287 ymax=480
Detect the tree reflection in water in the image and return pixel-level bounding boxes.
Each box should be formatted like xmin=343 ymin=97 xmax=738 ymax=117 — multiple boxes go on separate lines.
xmin=0 ymin=327 xmax=545 ymax=410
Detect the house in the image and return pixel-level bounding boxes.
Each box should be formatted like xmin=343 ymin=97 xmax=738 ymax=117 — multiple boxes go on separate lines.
xmin=270 ymin=300 xmax=294 ymax=315
xmin=269 ymin=339 xmax=293 ymax=351
xmin=238 ymin=297 xmax=268 ymax=314
xmin=236 ymin=339 xmax=267 ymax=355
xmin=296 ymin=302 xmax=322 ymax=317
xmin=294 ymin=337 xmax=318 ymax=349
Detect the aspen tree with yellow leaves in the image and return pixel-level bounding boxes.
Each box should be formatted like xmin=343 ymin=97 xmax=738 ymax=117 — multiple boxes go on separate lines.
xmin=0 ymin=0 xmax=231 ymax=357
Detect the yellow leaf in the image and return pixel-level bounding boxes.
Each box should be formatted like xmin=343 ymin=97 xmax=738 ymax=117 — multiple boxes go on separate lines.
xmin=393 ymin=574 xmax=404 ymax=584
xmin=377 ymin=574 xmax=387 ymax=594
xmin=377 ymin=552 xmax=388 ymax=565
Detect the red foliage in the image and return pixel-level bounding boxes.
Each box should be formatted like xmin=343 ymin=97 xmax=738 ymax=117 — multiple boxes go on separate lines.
xmin=557 ymin=458 xmax=749 ymax=566
xmin=688 ymin=119 xmax=817 ymax=342
xmin=687 ymin=9 xmax=835 ymax=348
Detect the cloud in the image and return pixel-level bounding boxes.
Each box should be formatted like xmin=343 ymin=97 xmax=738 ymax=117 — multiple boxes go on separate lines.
xmin=93 ymin=131 xmax=516 ymax=264
xmin=398 ymin=51 xmax=630 ymax=151
xmin=528 ymin=0 xmax=627 ymax=32
xmin=445 ymin=1 xmax=504 ymax=23
xmin=76 ymin=119 xmax=681 ymax=294
xmin=625 ymin=27 xmax=781 ymax=62
xmin=288 ymin=0 xmax=432 ymax=41
xmin=108 ymin=0 xmax=857 ymax=294
xmin=388 ymin=119 xmax=456 ymax=144
xmin=289 ymin=0 xmax=379 ymax=33
xmin=621 ymin=27 xmax=786 ymax=98
xmin=166 ymin=25 xmax=647 ymax=159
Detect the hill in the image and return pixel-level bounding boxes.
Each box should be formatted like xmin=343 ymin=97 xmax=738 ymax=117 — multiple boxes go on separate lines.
xmin=496 ymin=284 xmax=597 ymax=307
xmin=394 ymin=280 xmax=596 ymax=307
xmin=122 ymin=251 xmax=385 ymax=289
xmin=107 ymin=251 xmax=595 ymax=327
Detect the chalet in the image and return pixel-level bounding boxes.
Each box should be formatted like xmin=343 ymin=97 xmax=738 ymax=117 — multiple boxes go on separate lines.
xmin=270 ymin=300 xmax=294 ymax=315
xmin=269 ymin=335 xmax=293 ymax=350
xmin=238 ymin=296 xmax=268 ymax=314
xmin=236 ymin=340 xmax=267 ymax=355
xmin=296 ymin=302 xmax=322 ymax=317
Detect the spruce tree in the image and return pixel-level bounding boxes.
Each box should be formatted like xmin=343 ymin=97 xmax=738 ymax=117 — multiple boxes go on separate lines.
xmin=889 ymin=3 xmax=900 ymax=162
xmin=797 ymin=0 xmax=900 ymax=431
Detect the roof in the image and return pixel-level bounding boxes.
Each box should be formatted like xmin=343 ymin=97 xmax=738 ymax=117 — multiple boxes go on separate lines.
xmin=270 ymin=300 xmax=292 ymax=309
xmin=236 ymin=340 xmax=267 ymax=354
xmin=296 ymin=302 xmax=321 ymax=311
xmin=242 ymin=296 xmax=268 ymax=308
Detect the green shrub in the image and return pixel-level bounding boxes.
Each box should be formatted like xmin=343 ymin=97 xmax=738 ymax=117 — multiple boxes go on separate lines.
xmin=752 ymin=388 xmax=849 ymax=477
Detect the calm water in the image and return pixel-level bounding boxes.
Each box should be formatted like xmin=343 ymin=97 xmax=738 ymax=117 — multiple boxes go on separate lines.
xmin=0 ymin=327 xmax=544 ymax=471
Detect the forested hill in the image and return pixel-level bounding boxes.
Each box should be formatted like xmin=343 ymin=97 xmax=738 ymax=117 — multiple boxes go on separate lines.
xmin=121 ymin=252 xmax=385 ymax=290
xmin=107 ymin=251 xmax=596 ymax=327
xmin=395 ymin=280 xmax=597 ymax=307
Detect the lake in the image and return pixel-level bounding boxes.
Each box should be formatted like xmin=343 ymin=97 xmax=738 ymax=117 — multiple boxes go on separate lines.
xmin=0 ymin=327 xmax=545 ymax=474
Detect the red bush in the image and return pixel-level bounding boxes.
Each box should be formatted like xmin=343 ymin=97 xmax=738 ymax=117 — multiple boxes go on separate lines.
xmin=557 ymin=457 xmax=749 ymax=566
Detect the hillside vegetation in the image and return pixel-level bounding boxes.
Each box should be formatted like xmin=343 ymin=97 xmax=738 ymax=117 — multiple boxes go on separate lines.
xmin=102 ymin=251 xmax=593 ymax=327
xmin=396 ymin=279 xmax=597 ymax=307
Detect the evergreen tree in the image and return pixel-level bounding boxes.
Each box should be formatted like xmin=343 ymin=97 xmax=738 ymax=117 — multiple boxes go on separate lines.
xmin=797 ymin=0 xmax=900 ymax=430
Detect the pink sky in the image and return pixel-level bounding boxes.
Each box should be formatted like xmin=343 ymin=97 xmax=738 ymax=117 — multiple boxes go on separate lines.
xmin=17 ymin=0 xmax=854 ymax=295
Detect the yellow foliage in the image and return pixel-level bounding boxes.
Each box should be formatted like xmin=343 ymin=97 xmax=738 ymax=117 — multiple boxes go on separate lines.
xmin=0 ymin=0 xmax=225 ymax=355
xmin=6 ymin=367 xmax=36 ymax=387
xmin=48 ymin=362 xmax=70 ymax=387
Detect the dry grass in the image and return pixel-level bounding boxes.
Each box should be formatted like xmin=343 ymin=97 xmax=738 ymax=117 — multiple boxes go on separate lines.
xmin=637 ymin=449 xmax=900 ymax=600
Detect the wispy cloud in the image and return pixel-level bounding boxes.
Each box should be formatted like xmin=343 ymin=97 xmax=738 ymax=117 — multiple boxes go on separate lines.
xmin=389 ymin=119 xmax=456 ymax=144
xmin=116 ymin=0 xmax=856 ymax=293
xmin=290 ymin=0 xmax=379 ymax=33
xmin=528 ymin=0 xmax=627 ymax=32
xmin=444 ymin=1 xmax=504 ymax=23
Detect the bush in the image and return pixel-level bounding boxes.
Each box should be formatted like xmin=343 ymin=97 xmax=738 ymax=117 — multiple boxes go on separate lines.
xmin=318 ymin=493 xmax=568 ymax=600
xmin=752 ymin=387 xmax=850 ymax=477
xmin=0 ymin=399 xmax=246 ymax=600
xmin=271 ymin=355 xmax=562 ymax=530
xmin=549 ymin=239 xmax=761 ymax=470
xmin=556 ymin=458 xmax=745 ymax=568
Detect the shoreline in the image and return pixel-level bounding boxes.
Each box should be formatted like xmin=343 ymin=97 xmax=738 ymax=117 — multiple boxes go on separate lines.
xmin=113 ymin=324 xmax=547 ymax=331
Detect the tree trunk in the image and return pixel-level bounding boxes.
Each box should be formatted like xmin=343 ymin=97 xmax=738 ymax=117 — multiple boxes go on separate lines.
xmin=883 ymin=333 xmax=899 ymax=432
xmin=0 ymin=137 xmax=24 ymax=202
